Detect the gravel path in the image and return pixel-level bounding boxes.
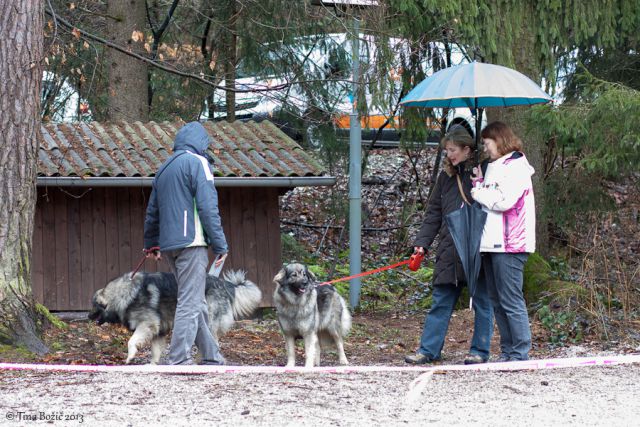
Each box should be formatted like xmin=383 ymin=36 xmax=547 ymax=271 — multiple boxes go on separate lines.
xmin=1 ymin=363 xmax=638 ymax=426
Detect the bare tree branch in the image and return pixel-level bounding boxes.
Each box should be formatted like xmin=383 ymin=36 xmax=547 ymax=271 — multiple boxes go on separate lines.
xmin=44 ymin=5 xmax=286 ymax=93
xmin=147 ymin=0 xmax=180 ymax=42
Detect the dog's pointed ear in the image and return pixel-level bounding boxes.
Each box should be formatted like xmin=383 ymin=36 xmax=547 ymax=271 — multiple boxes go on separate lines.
xmin=305 ymin=266 xmax=317 ymax=282
xmin=273 ymin=268 xmax=286 ymax=285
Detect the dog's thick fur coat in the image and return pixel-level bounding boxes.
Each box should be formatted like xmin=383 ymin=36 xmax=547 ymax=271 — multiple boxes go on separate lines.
xmin=273 ymin=263 xmax=351 ymax=367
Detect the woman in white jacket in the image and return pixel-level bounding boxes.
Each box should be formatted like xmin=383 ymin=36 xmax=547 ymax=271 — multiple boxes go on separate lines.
xmin=471 ymin=121 xmax=535 ymax=361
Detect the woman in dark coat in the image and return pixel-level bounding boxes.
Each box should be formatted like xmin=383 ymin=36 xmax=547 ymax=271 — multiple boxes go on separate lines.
xmin=405 ymin=125 xmax=493 ymax=365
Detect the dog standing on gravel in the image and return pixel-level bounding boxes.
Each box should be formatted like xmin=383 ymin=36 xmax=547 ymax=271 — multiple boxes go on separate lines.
xmin=273 ymin=263 xmax=351 ymax=367
xmin=88 ymin=270 xmax=262 ymax=364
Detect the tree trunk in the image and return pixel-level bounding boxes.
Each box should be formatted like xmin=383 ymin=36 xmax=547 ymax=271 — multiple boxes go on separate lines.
xmin=0 ymin=0 xmax=48 ymax=354
xmin=106 ymin=0 xmax=149 ymax=121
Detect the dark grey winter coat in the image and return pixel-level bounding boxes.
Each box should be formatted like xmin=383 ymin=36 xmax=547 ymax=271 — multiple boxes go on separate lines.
xmin=414 ymin=161 xmax=475 ymax=286
xmin=144 ymin=122 xmax=228 ymax=254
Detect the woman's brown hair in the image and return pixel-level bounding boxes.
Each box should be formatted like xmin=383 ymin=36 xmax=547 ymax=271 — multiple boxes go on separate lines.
xmin=481 ymin=121 xmax=523 ymax=156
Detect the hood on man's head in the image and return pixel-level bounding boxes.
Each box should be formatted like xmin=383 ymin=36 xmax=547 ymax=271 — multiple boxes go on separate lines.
xmin=173 ymin=121 xmax=211 ymax=155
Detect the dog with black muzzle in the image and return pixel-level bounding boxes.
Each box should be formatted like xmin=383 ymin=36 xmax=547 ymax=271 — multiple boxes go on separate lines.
xmin=273 ymin=263 xmax=351 ymax=367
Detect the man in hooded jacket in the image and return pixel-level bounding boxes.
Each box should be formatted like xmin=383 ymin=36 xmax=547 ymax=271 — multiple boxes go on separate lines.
xmin=144 ymin=121 xmax=228 ymax=365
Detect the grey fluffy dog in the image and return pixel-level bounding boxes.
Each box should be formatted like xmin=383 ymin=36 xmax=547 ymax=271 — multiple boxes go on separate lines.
xmin=273 ymin=263 xmax=351 ymax=367
xmin=88 ymin=270 xmax=262 ymax=364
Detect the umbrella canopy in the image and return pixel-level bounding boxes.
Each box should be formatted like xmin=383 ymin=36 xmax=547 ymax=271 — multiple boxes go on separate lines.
xmin=444 ymin=203 xmax=487 ymax=300
xmin=400 ymin=61 xmax=552 ymax=109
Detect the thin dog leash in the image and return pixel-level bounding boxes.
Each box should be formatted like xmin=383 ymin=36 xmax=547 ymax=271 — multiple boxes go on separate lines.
xmin=317 ymin=253 xmax=424 ymax=286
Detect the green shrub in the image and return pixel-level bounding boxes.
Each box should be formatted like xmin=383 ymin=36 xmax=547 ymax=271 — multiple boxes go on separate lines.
xmin=536 ymin=304 xmax=583 ymax=346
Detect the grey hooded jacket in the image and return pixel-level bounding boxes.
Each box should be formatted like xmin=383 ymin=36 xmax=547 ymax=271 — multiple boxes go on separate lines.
xmin=143 ymin=121 xmax=228 ymax=254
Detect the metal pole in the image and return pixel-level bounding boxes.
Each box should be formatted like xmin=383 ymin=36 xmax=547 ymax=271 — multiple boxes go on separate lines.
xmin=348 ymin=17 xmax=362 ymax=308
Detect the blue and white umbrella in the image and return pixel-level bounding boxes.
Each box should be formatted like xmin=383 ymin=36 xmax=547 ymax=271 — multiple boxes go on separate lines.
xmin=400 ymin=61 xmax=552 ymax=110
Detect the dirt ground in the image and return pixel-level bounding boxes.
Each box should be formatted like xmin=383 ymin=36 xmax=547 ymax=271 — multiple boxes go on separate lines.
xmin=1 ymin=308 xmax=634 ymax=367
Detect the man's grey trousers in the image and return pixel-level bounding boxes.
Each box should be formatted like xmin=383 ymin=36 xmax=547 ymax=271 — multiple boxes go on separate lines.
xmin=164 ymin=246 xmax=224 ymax=365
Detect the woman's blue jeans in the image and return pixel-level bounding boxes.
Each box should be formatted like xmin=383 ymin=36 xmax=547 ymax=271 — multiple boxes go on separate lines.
xmin=417 ymin=278 xmax=493 ymax=360
xmin=482 ymin=252 xmax=531 ymax=361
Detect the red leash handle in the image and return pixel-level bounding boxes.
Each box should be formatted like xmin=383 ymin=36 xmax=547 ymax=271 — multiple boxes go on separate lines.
xmin=408 ymin=252 xmax=424 ymax=271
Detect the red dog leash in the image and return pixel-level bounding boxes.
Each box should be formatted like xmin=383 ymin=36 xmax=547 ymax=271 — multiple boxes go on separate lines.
xmin=318 ymin=252 xmax=424 ymax=286
xmin=131 ymin=247 xmax=160 ymax=279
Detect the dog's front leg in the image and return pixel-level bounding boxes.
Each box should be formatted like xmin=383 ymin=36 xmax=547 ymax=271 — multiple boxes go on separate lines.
xmin=303 ymin=334 xmax=318 ymax=368
xmin=285 ymin=334 xmax=297 ymax=367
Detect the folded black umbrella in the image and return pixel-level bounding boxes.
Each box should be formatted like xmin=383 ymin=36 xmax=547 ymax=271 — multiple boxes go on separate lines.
xmin=444 ymin=202 xmax=487 ymax=303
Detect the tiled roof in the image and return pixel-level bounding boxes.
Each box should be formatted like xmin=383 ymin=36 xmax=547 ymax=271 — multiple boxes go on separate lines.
xmin=38 ymin=120 xmax=326 ymax=178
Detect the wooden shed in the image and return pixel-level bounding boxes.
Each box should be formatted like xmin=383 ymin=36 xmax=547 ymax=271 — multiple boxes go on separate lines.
xmin=33 ymin=120 xmax=334 ymax=311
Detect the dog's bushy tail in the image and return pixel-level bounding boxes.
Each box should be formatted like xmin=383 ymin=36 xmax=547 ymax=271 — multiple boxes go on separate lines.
xmin=223 ymin=270 xmax=262 ymax=319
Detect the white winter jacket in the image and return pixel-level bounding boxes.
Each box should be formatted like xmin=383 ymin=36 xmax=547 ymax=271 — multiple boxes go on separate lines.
xmin=471 ymin=151 xmax=536 ymax=253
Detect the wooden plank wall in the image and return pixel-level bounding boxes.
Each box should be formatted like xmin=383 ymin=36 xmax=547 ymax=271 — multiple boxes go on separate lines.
xmin=32 ymin=186 xmax=281 ymax=311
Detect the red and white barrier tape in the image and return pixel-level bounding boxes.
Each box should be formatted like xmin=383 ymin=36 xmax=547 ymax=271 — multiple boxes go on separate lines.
xmin=0 ymin=354 xmax=638 ymax=375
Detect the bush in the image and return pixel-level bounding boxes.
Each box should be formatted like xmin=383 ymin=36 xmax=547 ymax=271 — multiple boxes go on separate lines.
xmin=535 ymin=304 xmax=583 ymax=346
